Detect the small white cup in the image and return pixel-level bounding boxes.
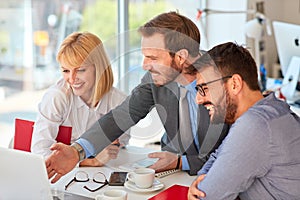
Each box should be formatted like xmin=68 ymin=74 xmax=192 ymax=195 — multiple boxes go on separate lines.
xmin=95 ymin=189 xmax=127 ymax=200
xmin=127 ymin=168 xmax=155 ymax=189
xmin=51 ymin=188 xmax=64 ymax=200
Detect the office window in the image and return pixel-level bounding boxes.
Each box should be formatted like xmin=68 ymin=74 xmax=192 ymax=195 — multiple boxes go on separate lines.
xmin=0 ymin=0 xmax=198 ymax=147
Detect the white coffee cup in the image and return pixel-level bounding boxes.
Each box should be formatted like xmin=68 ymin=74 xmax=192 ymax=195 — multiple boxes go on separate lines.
xmin=95 ymin=189 xmax=127 ymax=200
xmin=127 ymin=168 xmax=155 ymax=189
xmin=51 ymin=188 xmax=64 ymax=200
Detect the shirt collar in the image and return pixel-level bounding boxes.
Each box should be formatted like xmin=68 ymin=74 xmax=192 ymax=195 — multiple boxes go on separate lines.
xmin=185 ymin=80 xmax=197 ymax=95
xmin=74 ymin=91 xmax=111 ymax=115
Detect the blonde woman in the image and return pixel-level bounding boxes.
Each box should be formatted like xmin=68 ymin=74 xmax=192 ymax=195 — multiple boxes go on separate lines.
xmin=31 ymin=32 xmax=129 ymax=166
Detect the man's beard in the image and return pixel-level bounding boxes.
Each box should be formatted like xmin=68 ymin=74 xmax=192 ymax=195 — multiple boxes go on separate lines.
xmin=170 ymin=58 xmax=182 ymax=73
xmin=152 ymin=58 xmax=182 ymax=86
xmin=212 ymin=89 xmax=237 ymax=125
xmin=224 ymin=89 xmax=237 ymax=124
xmin=164 ymin=58 xmax=182 ymax=83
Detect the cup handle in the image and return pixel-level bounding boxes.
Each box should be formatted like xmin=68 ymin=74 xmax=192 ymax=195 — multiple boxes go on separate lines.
xmin=127 ymin=172 xmax=135 ymax=183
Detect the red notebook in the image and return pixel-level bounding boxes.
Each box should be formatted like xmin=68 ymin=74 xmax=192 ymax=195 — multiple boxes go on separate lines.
xmin=148 ymin=184 xmax=189 ymax=200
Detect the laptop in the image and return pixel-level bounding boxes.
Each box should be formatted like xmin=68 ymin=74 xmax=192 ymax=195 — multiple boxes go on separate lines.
xmin=0 ymin=147 xmax=92 ymax=200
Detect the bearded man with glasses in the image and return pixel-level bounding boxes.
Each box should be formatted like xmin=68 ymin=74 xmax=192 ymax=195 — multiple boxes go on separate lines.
xmin=188 ymin=42 xmax=300 ymax=200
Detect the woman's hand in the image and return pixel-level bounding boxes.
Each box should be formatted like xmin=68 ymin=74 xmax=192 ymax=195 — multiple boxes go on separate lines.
xmin=79 ymin=143 xmax=120 ymax=167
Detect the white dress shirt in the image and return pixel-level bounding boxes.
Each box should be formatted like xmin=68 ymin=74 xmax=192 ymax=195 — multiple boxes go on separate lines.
xmin=31 ymin=78 xmax=127 ymax=157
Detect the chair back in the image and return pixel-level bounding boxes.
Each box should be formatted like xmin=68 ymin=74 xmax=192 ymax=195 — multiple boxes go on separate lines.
xmin=14 ymin=118 xmax=72 ymax=152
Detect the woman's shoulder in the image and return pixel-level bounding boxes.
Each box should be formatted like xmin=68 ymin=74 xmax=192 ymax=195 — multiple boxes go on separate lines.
xmin=46 ymin=79 xmax=71 ymax=95
xmin=109 ymin=87 xmax=127 ymax=98
xmin=102 ymin=87 xmax=127 ymax=105
xmin=42 ymin=78 xmax=73 ymax=103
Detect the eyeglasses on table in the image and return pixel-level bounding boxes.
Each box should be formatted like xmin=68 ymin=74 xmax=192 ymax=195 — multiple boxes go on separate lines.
xmin=65 ymin=171 xmax=108 ymax=192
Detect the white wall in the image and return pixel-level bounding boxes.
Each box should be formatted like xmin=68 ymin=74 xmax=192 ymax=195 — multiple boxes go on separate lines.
xmin=204 ymin=0 xmax=248 ymax=50
xmin=202 ymin=0 xmax=300 ymax=77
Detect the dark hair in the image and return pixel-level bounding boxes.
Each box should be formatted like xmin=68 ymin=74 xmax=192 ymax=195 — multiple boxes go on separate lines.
xmin=194 ymin=42 xmax=260 ymax=91
xmin=138 ymin=11 xmax=200 ymax=57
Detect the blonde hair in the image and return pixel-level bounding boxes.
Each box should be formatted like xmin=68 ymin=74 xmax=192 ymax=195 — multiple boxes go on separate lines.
xmin=57 ymin=32 xmax=113 ymax=107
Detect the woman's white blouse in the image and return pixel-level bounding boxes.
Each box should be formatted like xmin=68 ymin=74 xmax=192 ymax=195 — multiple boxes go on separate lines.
xmin=31 ymin=78 xmax=127 ymax=157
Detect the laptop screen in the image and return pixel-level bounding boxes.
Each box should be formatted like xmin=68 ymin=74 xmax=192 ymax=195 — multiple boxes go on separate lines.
xmin=0 ymin=147 xmax=92 ymax=200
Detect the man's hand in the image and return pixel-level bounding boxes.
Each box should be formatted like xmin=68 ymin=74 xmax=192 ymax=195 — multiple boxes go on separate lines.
xmin=148 ymin=151 xmax=178 ymax=172
xmin=79 ymin=144 xmax=120 ymax=167
xmin=188 ymin=174 xmax=206 ymax=200
xmin=46 ymin=143 xmax=79 ymax=183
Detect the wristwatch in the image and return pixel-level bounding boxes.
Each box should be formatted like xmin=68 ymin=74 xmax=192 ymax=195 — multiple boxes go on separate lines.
xmin=175 ymin=154 xmax=181 ymax=170
xmin=71 ymin=142 xmax=85 ymax=161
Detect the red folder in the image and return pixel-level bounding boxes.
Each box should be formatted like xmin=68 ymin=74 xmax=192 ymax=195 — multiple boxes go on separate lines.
xmin=14 ymin=118 xmax=72 ymax=152
xmin=148 ymin=184 xmax=189 ymax=200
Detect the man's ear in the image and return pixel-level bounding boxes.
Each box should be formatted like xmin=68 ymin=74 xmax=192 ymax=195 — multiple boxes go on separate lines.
xmin=176 ymin=49 xmax=189 ymax=65
xmin=231 ymin=74 xmax=243 ymax=95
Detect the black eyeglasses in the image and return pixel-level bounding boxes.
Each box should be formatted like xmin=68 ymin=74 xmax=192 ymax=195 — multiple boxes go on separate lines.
xmin=195 ymin=76 xmax=232 ymax=97
xmin=65 ymin=171 xmax=108 ymax=192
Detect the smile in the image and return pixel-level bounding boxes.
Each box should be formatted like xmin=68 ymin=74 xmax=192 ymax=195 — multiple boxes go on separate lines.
xmin=150 ymin=72 xmax=160 ymax=76
xmin=72 ymin=83 xmax=84 ymax=89
xmin=204 ymin=105 xmax=214 ymax=111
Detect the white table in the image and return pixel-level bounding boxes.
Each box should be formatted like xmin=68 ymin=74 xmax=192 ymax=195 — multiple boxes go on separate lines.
xmin=291 ymin=105 xmax=300 ymax=116
xmin=51 ymin=146 xmax=196 ymax=199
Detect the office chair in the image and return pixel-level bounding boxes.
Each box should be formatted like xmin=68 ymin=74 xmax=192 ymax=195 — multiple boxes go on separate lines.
xmin=13 ymin=118 xmax=72 ymax=152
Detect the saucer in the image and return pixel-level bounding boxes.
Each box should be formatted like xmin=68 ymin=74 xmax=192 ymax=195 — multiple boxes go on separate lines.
xmin=124 ymin=179 xmax=164 ymax=193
